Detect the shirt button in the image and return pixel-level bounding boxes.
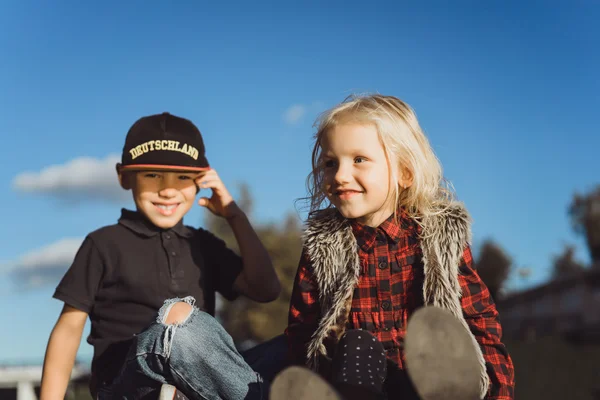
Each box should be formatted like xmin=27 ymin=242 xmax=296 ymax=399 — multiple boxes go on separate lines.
xmin=165 ymin=234 xmax=171 ymax=239
xmin=378 ymin=261 xmax=388 ymax=269
xmin=171 ymin=251 xmax=176 ymax=256
xmin=381 ymin=300 xmax=391 ymax=310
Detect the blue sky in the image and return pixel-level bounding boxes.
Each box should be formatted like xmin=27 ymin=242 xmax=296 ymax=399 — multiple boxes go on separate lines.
xmin=0 ymin=1 xmax=597 ymax=364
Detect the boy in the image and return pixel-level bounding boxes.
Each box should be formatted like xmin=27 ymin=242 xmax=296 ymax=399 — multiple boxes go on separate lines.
xmin=40 ymin=112 xmax=282 ymax=400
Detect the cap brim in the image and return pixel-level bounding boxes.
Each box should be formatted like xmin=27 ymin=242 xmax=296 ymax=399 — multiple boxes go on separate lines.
xmin=120 ymin=164 xmax=211 ymax=172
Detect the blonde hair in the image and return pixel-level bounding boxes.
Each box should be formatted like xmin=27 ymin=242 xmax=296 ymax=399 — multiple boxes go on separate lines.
xmin=306 ymin=93 xmax=454 ymax=219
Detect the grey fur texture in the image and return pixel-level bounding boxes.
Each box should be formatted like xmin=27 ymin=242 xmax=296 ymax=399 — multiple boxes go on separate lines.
xmin=303 ymin=203 xmax=490 ymax=399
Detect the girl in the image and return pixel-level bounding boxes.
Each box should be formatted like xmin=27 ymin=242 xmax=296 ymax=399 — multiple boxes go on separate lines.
xmin=283 ymin=94 xmax=515 ymax=400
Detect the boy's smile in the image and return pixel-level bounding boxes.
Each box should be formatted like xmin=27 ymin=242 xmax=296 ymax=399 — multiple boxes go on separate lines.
xmin=153 ymin=202 xmax=180 ymax=216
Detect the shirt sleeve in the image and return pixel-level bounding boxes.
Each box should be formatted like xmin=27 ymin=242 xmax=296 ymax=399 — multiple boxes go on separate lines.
xmin=285 ymin=249 xmax=321 ymax=365
xmin=53 ymin=236 xmax=105 ymax=314
xmin=197 ymin=229 xmax=244 ymax=301
xmin=459 ymin=246 xmax=515 ymax=400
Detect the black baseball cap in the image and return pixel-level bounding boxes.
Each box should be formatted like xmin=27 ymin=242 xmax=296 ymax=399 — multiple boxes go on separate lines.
xmin=120 ymin=112 xmax=210 ymax=172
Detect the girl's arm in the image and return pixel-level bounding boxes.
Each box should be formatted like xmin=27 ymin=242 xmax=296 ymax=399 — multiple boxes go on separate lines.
xmin=458 ymin=246 xmax=515 ymax=400
xmin=40 ymin=304 xmax=88 ymax=400
xmin=285 ymin=249 xmax=321 ymax=365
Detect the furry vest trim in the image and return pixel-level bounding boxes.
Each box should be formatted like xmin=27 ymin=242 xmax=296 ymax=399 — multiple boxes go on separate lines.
xmin=302 ymin=203 xmax=490 ymax=398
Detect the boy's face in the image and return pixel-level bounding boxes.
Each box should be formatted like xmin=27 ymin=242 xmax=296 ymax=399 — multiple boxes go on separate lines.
xmin=119 ymin=170 xmax=200 ymax=229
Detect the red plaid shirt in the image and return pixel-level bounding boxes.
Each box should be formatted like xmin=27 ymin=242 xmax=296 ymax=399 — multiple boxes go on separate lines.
xmin=285 ymin=212 xmax=515 ymax=399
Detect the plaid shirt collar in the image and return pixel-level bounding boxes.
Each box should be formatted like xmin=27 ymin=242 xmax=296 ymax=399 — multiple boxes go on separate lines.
xmin=349 ymin=210 xmax=414 ymax=252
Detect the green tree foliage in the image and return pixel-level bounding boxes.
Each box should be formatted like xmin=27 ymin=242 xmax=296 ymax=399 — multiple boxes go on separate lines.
xmin=203 ymin=183 xmax=302 ymax=346
xmin=569 ymin=185 xmax=600 ymax=266
xmin=474 ymin=240 xmax=512 ymax=301
xmin=551 ymin=245 xmax=586 ymax=279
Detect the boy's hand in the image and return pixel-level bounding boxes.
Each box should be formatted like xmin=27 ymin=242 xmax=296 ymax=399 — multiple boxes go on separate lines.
xmin=196 ymin=169 xmax=243 ymax=220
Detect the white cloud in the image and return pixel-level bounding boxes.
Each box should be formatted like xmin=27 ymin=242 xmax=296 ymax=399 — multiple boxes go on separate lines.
xmin=283 ymin=104 xmax=307 ymax=125
xmin=8 ymin=238 xmax=83 ymax=289
xmin=282 ymin=101 xmax=326 ymax=126
xmin=12 ymin=154 xmax=129 ymax=202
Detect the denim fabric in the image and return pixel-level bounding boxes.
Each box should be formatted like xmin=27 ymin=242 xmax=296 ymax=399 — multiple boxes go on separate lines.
xmin=97 ymin=297 xmax=288 ymax=400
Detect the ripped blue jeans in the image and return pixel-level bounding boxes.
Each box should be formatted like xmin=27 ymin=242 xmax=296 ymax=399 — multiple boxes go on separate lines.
xmin=98 ymin=297 xmax=288 ymax=400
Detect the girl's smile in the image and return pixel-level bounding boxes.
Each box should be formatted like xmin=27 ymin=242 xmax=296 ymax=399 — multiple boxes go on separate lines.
xmin=335 ymin=189 xmax=363 ymax=200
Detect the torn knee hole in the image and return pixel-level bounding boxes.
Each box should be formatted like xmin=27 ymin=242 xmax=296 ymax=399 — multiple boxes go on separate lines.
xmin=164 ymin=301 xmax=193 ymax=325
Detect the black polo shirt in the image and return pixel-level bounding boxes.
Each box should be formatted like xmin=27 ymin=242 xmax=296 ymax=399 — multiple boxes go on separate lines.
xmin=53 ymin=209 xmax=243 ymax=394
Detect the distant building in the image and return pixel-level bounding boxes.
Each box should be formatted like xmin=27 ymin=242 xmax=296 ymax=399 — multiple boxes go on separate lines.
xmin=0 ymin=363 xmax=88 ymax=400
xmin=499 ymin=268 xmax=600 ymax=342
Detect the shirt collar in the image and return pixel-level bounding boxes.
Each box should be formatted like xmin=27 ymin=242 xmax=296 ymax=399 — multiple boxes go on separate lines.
xmin=118 ymin=208 xmax=193 ymax=238
xmin=350 ymin=210 xmax=415 ymax=252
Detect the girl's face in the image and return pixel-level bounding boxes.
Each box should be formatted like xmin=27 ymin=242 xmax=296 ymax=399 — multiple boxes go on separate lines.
xmin=321 ymin=123 xmax=399 ymax=227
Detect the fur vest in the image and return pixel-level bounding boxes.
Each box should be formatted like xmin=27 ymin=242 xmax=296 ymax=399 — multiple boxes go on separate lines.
xmin=302 ymin=202 xmax=489 ymax=398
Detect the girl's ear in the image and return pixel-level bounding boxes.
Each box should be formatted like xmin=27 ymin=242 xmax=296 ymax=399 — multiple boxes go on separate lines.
xmin=399 ymin=166 xmax=414 ymax=189
xmin=116 ymin=163 xmax=132 ymax=190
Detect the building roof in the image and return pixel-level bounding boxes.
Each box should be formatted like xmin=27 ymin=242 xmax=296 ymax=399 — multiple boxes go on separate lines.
xmin=500 ymin=268 xmax=600 ymax=307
